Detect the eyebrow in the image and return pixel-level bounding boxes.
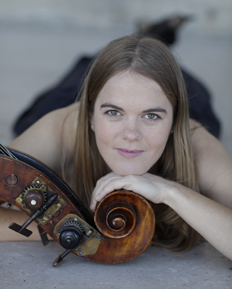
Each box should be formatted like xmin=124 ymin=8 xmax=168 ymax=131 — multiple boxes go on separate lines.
xmin=100 ymin=103 xmax=167 ymax=114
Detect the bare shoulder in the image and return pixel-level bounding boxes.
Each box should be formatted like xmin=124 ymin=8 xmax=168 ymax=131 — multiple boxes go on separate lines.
xmin=190 ymin=119 xmax=232 ymax=207
xmin=8 ymin=103 xmax=79 ymax=176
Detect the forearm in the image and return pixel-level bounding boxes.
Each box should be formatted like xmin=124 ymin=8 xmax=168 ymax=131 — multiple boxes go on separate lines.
xmin=90 ymin=171 xmax=232 ymax=260
xmin=164 ymin=183 xmax=232 ymax=260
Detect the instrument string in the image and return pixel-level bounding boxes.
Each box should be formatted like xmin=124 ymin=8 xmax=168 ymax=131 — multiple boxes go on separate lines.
xmin=0 ymin=142 xmax=18 ymax=160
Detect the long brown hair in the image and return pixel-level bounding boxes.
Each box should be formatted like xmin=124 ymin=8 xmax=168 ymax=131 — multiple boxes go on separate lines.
xmin=72 ymin=35 xmax=202 ymax=252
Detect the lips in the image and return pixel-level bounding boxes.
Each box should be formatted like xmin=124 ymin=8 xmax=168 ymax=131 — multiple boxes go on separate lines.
xmin=116 ymin=148 xmax=144 ymax=159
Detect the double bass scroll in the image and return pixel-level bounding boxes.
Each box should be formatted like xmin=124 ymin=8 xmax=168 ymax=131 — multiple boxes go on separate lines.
xmin=0 ymin=148 xmax=155 ymax=265
xmin=87 ymin=190 xmax=156 ymax=263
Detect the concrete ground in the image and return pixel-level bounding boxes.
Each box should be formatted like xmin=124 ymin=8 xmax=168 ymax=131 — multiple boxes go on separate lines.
xmin=0 ymin=241 xmax=232 ymax=289
xmin=0 ymin=23 xmax=232 ymax=288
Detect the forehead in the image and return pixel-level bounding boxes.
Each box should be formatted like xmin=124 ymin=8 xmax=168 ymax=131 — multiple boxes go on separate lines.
xmin=95 ymin=70 xmax=172 ymax=111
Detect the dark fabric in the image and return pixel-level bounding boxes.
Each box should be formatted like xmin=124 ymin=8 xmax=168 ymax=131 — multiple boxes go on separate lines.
xmin=13 ymin=56 xmax=94 ymax=135
xmin=13 ymin=56 xmax=221 ymax=139
xmin=181 ymin=68 xmax=221 ymax=138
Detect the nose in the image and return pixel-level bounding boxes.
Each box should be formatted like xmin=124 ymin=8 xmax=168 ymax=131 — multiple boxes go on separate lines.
xmin=121 ymin=121 xmax=142 ymax=142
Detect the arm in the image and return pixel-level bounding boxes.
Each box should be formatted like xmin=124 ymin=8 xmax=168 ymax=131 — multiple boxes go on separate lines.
xmin=0 ymin=104 xmax=78 ymax=241
xmin=190 ymin=119 xmax=232 ymax=208
xmin=8 ymin=103 xmax=78 ymax=178
xmin=165 ymin=120 xmax=232 ymax=259
xmin=90 ymin=122 xmax=232 ymax=260
xmin=165 ymin=181 xmax=232 ymax=260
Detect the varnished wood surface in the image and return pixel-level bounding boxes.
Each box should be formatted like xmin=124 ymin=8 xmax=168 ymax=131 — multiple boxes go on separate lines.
xmin=0 ymin=155 xmax=155 ymax=264
xmin=87 ymin=191 xmax=155 ymax=263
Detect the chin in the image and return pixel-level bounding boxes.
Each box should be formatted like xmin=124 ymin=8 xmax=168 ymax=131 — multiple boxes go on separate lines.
xmin=111 ymin=165 xmax=148 ymax=176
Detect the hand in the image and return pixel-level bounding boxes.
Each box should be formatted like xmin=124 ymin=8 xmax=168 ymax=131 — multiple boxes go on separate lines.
xmin=90 ymin=172 xmax=174 ymax=211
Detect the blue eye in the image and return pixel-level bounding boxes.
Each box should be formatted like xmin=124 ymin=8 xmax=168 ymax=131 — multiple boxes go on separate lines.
xmin=144 ymin=113 xmax=159 ymax=120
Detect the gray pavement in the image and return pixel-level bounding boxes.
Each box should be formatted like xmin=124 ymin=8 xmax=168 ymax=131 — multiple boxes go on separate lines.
xmin=0 ymin=241 xmax=232 ymax=289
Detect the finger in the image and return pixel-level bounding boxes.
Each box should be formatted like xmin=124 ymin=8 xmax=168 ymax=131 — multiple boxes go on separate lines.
xmin=94 ymin=175 xmax=133 ymax=202
xmin=90 ymin=177 xmax=127 ymax=212
xmin=90 ymin=174 xmax=121 ymax=211
xmin=94 ymin=174 xmax=152 ymax=204
xmin=91 ymin=174 xmax=118 ymax=202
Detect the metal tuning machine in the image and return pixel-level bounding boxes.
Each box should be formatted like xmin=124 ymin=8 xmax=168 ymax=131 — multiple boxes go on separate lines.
xmin=52 ymin=214 xmax=101 ymax=266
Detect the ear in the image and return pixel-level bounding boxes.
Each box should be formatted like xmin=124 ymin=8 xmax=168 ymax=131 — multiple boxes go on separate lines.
xmin=89 ymin=113 xmax=94 ymax=131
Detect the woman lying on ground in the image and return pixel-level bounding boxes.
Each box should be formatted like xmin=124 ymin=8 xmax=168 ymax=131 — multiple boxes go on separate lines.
xmin=2 ymin=35 xmax=232 ymax=260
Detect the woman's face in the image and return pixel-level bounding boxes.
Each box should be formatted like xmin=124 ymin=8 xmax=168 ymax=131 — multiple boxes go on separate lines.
xmin=90 ymin=70 xmax=173 ymax=176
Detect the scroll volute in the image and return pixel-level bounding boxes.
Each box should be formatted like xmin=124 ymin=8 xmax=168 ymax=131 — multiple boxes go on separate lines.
xmin=86 ymin=190 xmax=155 ymax=264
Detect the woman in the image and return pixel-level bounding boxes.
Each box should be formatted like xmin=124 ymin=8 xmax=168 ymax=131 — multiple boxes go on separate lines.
xmin=3 ymin=35 xmax=232 ymax=260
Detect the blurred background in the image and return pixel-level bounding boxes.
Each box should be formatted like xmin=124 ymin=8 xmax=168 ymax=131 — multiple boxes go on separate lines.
xmin=0 ymin=0 xmax=231 ymax=154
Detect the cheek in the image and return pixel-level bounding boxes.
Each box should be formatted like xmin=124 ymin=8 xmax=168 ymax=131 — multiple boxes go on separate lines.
xmin=148 ymin=129 xmax=170 ymax=155
xmin=157 ymin=130 xmax=170 ymax=144
xmin=94 ymin=120 xmax=114 ymax=148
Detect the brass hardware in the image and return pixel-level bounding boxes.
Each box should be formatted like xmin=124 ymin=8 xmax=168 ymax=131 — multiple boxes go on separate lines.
xmin=15 ymin=177 xmax=66 ymax=225
xmin=37 ymin=196 xmax=66 ymax=225
xmin=54 ymin=214 xmax=101 ymax=256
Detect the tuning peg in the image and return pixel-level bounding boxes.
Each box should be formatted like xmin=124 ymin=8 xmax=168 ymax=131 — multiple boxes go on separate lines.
xmin=8 ymin=194 xmax=57 ymax=237
xmin=8 ymin=222 xmax=33 ymax=237
xmin=52 ymin=218 xmax=84 ymax=266
xmin=52 ymin=249 xmax=72 ymax=267
xmin=9 ymin=207 xmax=43 ymax=237
xmin=38 ymin=225 xmax=49 ymax=246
